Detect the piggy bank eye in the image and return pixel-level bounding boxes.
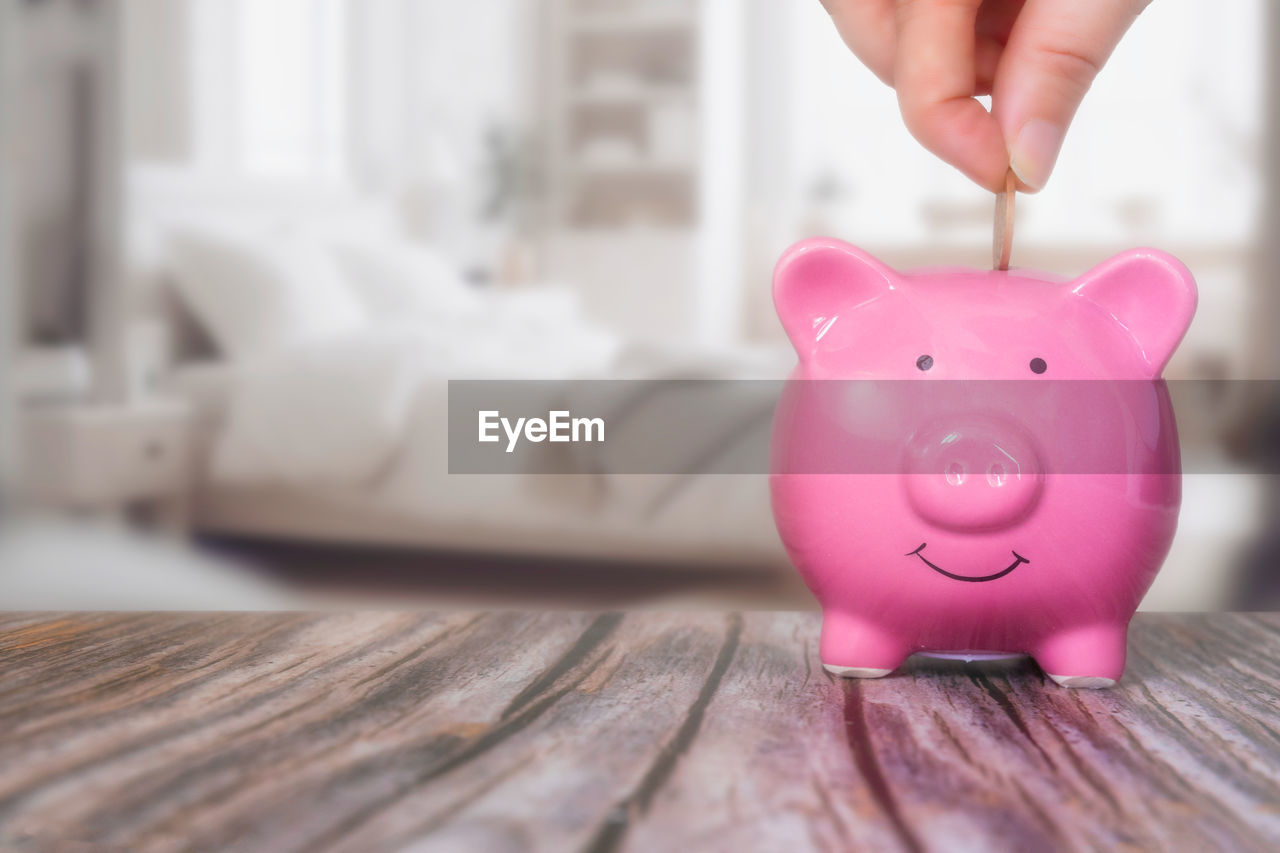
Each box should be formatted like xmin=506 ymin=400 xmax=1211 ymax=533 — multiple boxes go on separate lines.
xmin=916 ymin=354 xmax=934 ymax=372
xmin=1029 ymin=357 xmax=1048 ymax=375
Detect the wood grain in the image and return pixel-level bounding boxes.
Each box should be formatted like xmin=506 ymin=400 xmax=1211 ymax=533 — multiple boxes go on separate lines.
xmin=0 ymin=612 xmax=1277 ymax=852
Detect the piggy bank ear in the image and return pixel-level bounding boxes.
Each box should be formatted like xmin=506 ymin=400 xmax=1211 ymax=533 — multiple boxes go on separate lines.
xmin=773 ymin=238 xmax=898 ymax=362
xmin=1072 ymin=248 xmax=1198 ymax=377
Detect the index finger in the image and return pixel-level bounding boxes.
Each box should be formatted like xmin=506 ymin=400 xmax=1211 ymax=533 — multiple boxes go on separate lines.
xmin=894 ymin=0 xmax=1010 ymax=190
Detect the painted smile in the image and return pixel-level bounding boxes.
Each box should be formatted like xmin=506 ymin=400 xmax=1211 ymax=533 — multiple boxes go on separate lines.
xmin=906 ymin=543 xmax=1029 ymax=583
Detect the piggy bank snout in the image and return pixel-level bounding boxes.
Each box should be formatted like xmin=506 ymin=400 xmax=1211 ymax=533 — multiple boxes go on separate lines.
xmin=904 ymin=417 xmax=1043 ymax=531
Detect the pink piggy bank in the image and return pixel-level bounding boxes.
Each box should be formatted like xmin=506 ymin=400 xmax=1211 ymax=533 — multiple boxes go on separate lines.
xmin=770 ymin=239 xmax=1197 ymax=688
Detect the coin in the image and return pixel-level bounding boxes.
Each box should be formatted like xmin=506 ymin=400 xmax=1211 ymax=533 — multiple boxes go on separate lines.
xmin=993 ymin=169 xmax=1016 ymax=271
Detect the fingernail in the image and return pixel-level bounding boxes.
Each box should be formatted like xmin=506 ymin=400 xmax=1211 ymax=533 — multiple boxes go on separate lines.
xmin=1009 ymin=119 xmax=1064 ymax=191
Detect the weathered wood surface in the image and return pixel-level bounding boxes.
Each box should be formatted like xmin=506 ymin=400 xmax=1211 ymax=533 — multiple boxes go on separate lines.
xmin=0 ymin=612 xmax=1277 ymax=853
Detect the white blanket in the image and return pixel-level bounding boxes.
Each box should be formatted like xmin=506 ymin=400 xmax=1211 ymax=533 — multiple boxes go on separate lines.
xmin=212 ymin=297 xmax=622 ymax=487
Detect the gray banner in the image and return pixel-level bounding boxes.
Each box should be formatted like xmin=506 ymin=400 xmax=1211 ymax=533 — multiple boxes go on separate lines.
xmin=447 ymin=380 xmax=1280 ymax=475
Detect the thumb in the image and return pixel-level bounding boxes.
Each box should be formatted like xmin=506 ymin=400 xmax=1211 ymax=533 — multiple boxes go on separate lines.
xmin=992 ymin=0 xmax=1149 ymax=191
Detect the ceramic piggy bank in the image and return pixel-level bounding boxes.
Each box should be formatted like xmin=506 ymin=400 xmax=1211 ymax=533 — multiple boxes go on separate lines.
xmin=770 ymin=239 xmax=1197 ymax=688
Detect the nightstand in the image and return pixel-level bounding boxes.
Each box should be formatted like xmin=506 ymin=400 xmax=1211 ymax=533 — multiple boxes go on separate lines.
xmin=20 ymin=399 xmax=193 ymax=526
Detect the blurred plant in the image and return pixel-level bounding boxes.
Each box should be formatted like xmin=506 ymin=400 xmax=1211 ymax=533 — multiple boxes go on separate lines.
xmin=479 ymin=125 xmax=544 ymax=232
xmin=807 ymin=170 xmax=853 ymax=206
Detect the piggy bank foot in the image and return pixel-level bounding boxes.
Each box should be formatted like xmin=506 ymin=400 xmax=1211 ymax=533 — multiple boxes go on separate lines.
xmin=1033 ymin=623 xmax=1128 ymax=689
xmin=819 ymin=612 xmax=908 ymax=679
xmin=823 ymin=664 xmax=893 ymax=679
xmin=1048 ymin=674 xmax=1116 ymax=689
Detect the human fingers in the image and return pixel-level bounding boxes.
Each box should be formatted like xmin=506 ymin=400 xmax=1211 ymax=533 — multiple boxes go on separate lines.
xmin=894 ymin=0 xmax=1010 ymax=190
xmin=992 ymin=0 xmax=1149 ymax=191
xmin=822 ymin=0 xmax=898 ymax=84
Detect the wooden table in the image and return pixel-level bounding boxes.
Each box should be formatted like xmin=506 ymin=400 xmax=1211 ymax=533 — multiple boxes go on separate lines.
xmin=1 ymin=612 xmax=1277 ymax=852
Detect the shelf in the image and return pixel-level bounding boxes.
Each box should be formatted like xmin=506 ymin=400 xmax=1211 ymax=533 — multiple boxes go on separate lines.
xmin=548 ymin=0 xmax=703 ymax=234
xmin=569 ymin=11 xmax=696 ymax=34
xmin=572 ymin=162 xmax=696 ymax=177
xmin=569 ymin=88 xmax=694 ymax=107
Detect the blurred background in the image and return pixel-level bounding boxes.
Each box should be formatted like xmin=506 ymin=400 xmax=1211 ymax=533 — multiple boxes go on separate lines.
xmin=0 ymin=0 xmax=1275 ymax=610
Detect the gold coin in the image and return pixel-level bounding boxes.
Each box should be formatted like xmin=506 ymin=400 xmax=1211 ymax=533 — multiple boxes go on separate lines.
xmin=993 ymin=169 xmax=1016 ymax=271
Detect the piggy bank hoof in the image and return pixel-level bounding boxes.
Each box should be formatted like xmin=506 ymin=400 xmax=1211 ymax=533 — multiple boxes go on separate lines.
xmin=1048 ymin=674 xmax=1117 ymax=690
xmin=823 ymin=664 xmax=892 ymax=679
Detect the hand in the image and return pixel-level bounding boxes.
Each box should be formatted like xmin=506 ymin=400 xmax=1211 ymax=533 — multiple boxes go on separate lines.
xmin=821 ymin=0 xmax=1150 ymax=192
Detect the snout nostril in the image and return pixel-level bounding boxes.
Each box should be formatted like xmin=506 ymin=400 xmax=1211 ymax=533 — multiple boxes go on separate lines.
xmin=905 ymin=418 xmax=1042 ymax=530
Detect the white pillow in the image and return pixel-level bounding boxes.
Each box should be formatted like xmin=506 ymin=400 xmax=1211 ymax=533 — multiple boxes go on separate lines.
xmin=326 ymin=236 xmax=481 ymax=320
xmin=167 ymin=226 xmax=368 ymax=362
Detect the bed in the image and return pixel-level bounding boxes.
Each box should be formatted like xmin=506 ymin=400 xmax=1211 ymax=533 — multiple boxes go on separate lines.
xmin=127 ymin=169 xmax=790 ymax=569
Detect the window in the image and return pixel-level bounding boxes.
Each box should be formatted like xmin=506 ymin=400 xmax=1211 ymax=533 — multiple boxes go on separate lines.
xmin=188 ymin=0 xmax=346 ymax=179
